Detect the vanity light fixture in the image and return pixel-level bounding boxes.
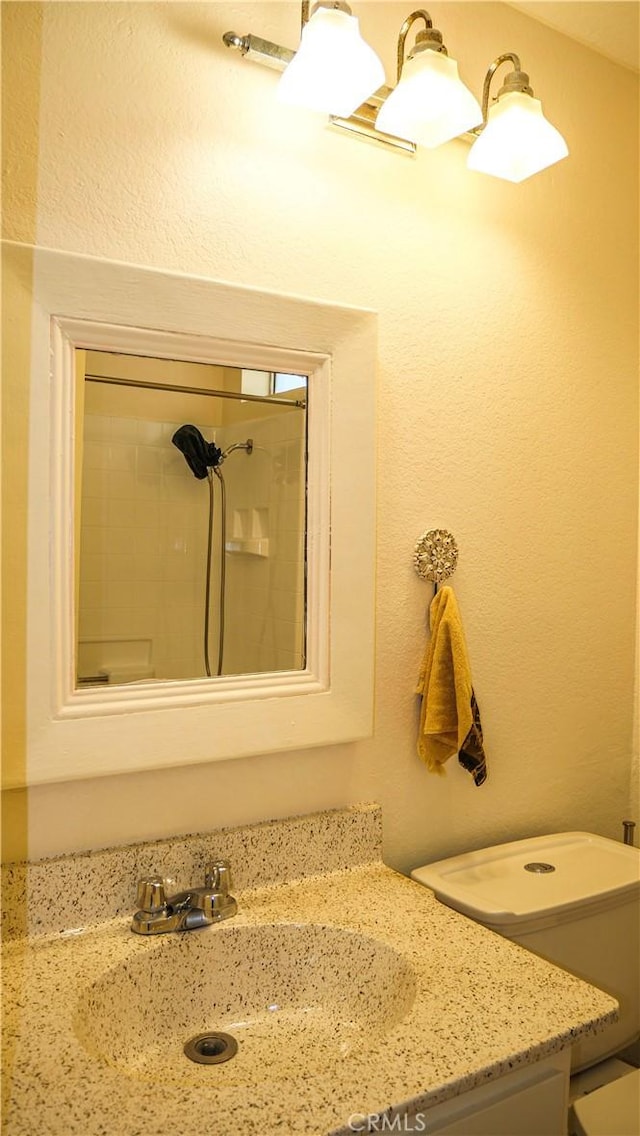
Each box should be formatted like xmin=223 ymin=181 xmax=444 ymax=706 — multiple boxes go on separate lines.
xmin=223 ymin=5 xmax=569 ymax=183
xmin=375 ymin=11 xmax=482 ymax=148
xmin=467 ymin=54 xmax=569 ymax=182
xmin=276 ymin=0 xmax=385 ymax=117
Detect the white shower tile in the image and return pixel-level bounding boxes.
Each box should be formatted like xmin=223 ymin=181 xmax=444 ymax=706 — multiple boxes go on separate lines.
xmin=79 ymin=496 xmax=109 ymax=527
xmin=79 ymin=581 xmax=104 ymax=610
xmin=77 ymin=608 xmax=106 ymax=637
xmin=127 ymin=609 xmax=159 ymax=638
xmin=108 ymin=527 xmax=138 ymax=556
xmin=107 ymin=470 xmax=136 ymax=500
xmin=134 ymin=500 xmax=160 ymax=528
xmin=107 ymin=443 xmax=136 ymax=472
xmin=136 ymin=447 xmax=163 ymax=476
xmin=135 ymin=473 xmax=160 ymax=501
xmin=106 ymin=553 xmax=136 ymax=582
xmin=136 ymin=420 xmax=164 ymax=446
xmin=134 ymin=550 xmax=164 ymax=582
xmin=105 ymin=608 xmax=138 ymax=638
xmin=164 ymin=475 xmax=199 ymax=503
xmin=79 ymin=553 xmax=106 ymax=582
xmin=162 ymin=450 xmax=185 ymax=475
xmin=112 ymin=416 xmax=139 ymax=443
xmin=82 ymin=467 xmax=109 ymax=498
xmin=80 ymin=526 xmax=108 ymax=557
xmin=132 ymin=527 xmax=161 ymax=556
xmin=83 ymin=414 xmax=111 ymax=441
xmin=133 ymin=580 xmax=163 ymax=608
xmin=105 ymin=580 xmax=134 ymax=610
xmin=108 ymin=498 xmax=137 ymax=528
xmin=82 ymin=441 xmax=108 ymax=470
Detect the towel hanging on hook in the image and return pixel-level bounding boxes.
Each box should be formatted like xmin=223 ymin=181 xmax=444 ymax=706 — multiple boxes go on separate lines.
xmin=413 ymin=528 xmax=487 ymax=785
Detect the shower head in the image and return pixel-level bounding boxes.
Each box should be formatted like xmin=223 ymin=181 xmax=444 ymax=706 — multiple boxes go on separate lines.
xmin=171 ymin=425 xmax=223 ymax=479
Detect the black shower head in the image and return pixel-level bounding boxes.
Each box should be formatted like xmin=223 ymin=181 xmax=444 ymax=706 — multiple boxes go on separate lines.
xmin=171 ymin=425 xmax=223 ymax=479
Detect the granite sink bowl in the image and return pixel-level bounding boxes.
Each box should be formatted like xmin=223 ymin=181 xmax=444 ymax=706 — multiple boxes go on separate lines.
xmin=73 ymin=922 xmax=417 ymax=1084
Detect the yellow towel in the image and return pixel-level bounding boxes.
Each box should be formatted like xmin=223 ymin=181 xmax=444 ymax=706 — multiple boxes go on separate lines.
xmin=416 ymin=585 xmax=487 ymax=786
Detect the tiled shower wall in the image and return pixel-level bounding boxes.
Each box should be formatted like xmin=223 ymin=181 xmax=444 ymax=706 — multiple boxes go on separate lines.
xmin=78 ymin=408 xmax=305 ymax=683
xmin=222 ymin=410 xmax=306 ymax=676
xmin=79 ymin=414 xmax=209 ymax=681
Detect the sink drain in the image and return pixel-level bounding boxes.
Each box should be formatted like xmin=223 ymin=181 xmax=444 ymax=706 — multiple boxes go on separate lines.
xmin=524 ymin=862 xmax=556 ymax=873
xmin=183 ymin=1031 xmax=238 ymax=1065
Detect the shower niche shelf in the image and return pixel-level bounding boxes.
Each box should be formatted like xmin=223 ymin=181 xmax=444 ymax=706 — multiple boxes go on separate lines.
xmin=226 ymin=507 xmax=270 ymax=556
xmin=225 ymin=538 xmax=270 ymax=558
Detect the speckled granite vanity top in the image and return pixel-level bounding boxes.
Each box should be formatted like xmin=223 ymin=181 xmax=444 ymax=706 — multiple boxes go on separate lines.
xmin=2 ymin=805 xmax=617 ymax=1136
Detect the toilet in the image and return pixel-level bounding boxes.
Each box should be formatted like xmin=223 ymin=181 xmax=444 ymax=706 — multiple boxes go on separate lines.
xmin=411 ymin=832 xmax=640 ymax=1136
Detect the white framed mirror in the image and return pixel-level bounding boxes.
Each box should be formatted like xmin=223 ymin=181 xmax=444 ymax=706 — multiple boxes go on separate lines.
xmin=10 ymin=243 xmax=376 ymax=785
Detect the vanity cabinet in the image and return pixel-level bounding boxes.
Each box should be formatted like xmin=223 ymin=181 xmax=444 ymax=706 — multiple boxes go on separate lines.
xmin=404 ymin=1051 xmax=570 ymax=1136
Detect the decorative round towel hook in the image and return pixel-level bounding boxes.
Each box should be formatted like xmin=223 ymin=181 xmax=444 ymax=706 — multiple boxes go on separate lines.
xmin=413 ymin=528 xmax=458 ymax=584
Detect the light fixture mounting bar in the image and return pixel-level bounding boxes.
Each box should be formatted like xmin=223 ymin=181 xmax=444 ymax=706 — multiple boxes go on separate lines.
xmin=223 ymin=32 xmax=295 ymax=71
xmin=330 ymin=88 xmax=417 ymax=155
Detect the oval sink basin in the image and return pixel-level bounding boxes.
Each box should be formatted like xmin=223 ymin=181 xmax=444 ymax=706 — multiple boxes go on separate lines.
xmin=74 ymin=923 xmax=416 ymax=1084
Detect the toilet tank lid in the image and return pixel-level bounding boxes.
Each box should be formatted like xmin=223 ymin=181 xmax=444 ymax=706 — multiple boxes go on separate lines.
xmin=411 ymin=831 xmax=640 ymax=925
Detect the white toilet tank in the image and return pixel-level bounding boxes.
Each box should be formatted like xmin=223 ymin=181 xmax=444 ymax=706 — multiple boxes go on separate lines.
xmin=411 ymin=832 xmax=640 ymax=1073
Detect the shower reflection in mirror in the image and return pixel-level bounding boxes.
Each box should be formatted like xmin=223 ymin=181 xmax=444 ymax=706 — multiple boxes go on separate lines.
xmin=75 ymin=350 xmax=308 ymax=687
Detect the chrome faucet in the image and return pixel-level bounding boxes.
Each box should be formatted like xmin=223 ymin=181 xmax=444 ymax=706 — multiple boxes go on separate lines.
xmin=131 ymin=859 xmax=237 ymax=935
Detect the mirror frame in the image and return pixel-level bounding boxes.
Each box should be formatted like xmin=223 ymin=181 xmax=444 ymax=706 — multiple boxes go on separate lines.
xmin=13 ymin=244 xmax=376 ymax=785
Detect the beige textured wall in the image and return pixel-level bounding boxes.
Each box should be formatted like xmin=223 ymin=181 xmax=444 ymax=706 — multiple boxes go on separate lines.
xmin=634 ymin=406 xmax=640 ymax=824
xmin=1 ymin=3 xmax=43 ymax=862
xmin=2 ymin=2 xmax=638 ymax=869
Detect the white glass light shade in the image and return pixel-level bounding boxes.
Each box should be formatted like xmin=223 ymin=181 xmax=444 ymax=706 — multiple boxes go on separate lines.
xmin=375 ymin=50 xmax=482 ymax=148
xmin=467 ymin=91 xmax=569 ymax=182
xmin=277 ymin=7 xmax=385 ymax=118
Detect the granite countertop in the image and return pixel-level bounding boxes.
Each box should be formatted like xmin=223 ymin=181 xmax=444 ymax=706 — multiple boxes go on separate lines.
xmin=3 ymin=858 xmax=617 ymax=1136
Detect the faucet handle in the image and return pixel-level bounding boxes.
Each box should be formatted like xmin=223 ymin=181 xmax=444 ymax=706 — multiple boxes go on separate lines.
xmin=205 ymin=859 xmax=233 ymax=893
xmin=135 ymin=876 xmax=168 ymax=913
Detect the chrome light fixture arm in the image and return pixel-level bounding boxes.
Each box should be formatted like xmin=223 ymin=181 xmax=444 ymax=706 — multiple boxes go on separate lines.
xmin=463 ymin=54 xmax=534 ymax=142
xmin=471 ymin=52 xmax=534 ymax=133
xmin=395 ymin=10 xmax=447 ymax=82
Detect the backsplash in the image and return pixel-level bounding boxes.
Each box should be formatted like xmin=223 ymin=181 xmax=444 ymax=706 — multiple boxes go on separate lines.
xmin=2 ymin=804 xmax=382 ymax=940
